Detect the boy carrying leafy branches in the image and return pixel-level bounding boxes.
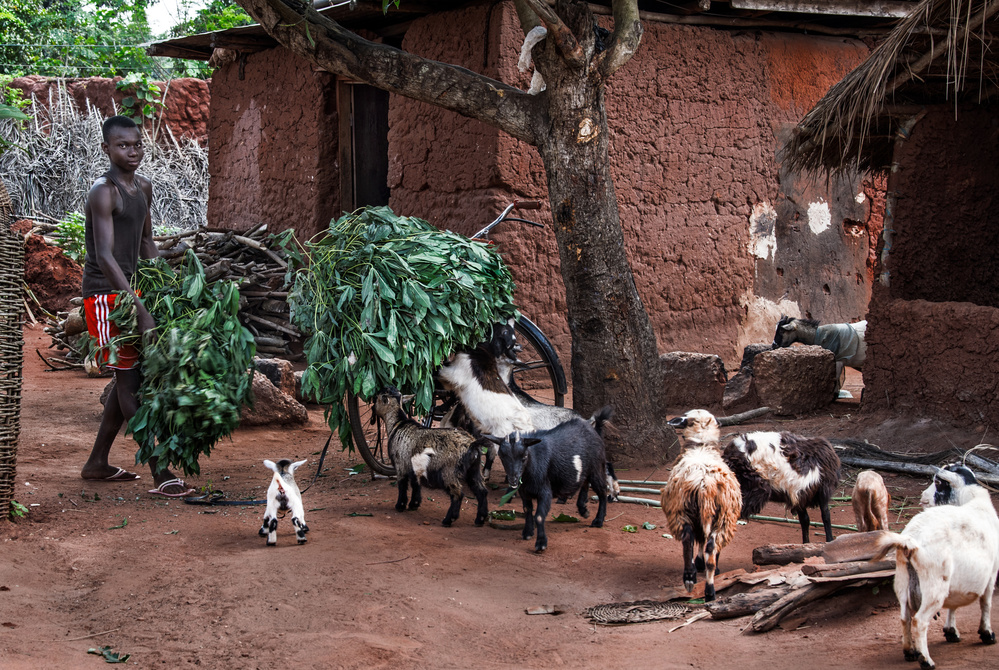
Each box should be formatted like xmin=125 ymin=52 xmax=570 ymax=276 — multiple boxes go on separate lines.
xmin=79 ymin=115 xmax=194 ymax=497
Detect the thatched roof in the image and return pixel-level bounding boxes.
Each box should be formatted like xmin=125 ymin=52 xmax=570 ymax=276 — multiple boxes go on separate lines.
xmin=781 ymin=0 xmax=999 ymax=173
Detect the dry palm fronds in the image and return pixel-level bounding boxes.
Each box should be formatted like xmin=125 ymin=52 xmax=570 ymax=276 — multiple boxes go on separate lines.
xmin=781 ymin=0 xmax=999 ymax=174
xmin=0 ymin=82 xmax=207 ymax=232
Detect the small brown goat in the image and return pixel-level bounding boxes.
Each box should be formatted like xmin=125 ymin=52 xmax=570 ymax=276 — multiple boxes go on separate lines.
xmin=852 ymin=470 xmax=889 ymax=532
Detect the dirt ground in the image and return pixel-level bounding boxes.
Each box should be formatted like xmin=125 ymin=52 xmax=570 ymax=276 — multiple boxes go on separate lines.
xmin=2 ymin=325 xmax=997 ymax=669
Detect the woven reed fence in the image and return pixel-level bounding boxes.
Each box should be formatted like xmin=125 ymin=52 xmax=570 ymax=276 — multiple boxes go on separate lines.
xmin=0 ymin=178 xmax=23 ymax=519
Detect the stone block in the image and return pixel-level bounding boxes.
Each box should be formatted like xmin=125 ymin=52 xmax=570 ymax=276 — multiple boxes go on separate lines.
xmin=242 ymin=371 xmax=309 ymax=426
xmin=254 ymin=357 xmax=296 ymax=397
xmin=753 ymin=346 xmax=836 ymax=416
xmin=660 ymin=352 xmax=728 ymax=409
xmin=723 ymin=369 xmax=760 ymax=412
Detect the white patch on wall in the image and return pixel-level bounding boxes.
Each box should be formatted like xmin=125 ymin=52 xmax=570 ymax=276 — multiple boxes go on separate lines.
xmin=749 ymin=202 xmax=777 ymax=260
xmin=855 ymin=192 xmax=867 ymax=204
xmin=807 ymin=201 xmax=831 ymax=235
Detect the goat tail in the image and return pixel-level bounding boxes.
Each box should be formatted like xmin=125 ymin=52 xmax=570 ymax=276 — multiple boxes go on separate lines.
xmin=590 ymin=406 xmax=614 ymax=437
xmin=872 ymin=531 xmax=918 ymax=562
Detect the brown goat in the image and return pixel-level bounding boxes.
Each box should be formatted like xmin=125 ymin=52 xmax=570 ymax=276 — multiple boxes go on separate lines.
xmin=661 ymin=410 xmax=742 ymax=601
xmin=852 ymin=469 xmax=890 ymax=532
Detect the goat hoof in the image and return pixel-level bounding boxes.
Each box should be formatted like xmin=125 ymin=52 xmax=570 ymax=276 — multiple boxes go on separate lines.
xmin=918 ymin=658 xmax=934 ymax=670
xmin=683 ymin=579 xmax=695 ymax=594
xmin=980 ymin=630 xmax=996 ymax=645
xmin=441 ymin=519 xmax=453 ymax=527
xmin=534 ymin=544 xmax=547 ymax=553
xmin=944 ymin=628 xmax=960 ymax=643
xmin=903 ymin=649 xmax=918 ymax=662
xmin=297 ymin=537 xmax=307 ymax=544
xmin=590 ymin=519 xmax=603 ymax=528
xmin=578 ymin=507 xmax=590 ymax=519
xmin=266 ymin=541 xmax=276 ymax=547
xmin=407 ymin=502 xmax=421 ymax=511
xmin=395 ymin=504 xmax=407 ymax=513
xmin=474 ymin=518 xmax=486 ymax=527
xmin=704 ymin=586 xmax=716 ymax=602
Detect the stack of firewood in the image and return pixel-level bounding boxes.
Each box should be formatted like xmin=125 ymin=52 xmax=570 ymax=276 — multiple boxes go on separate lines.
xmin=696 ymin=532 xmax=894 ymax=633
xmin=156 ymin=224 xmax=303 ymax=358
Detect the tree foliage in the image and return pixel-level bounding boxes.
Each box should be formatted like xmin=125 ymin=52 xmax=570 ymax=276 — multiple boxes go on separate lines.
xmin=0 ymin=0 xmax=155 ymax=77
xmin=167 ymin=0 xmax=253 ymax=77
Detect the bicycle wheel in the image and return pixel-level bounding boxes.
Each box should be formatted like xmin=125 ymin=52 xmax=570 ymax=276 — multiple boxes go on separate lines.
xmin=346 ymin=315 xmax=567 ymax=477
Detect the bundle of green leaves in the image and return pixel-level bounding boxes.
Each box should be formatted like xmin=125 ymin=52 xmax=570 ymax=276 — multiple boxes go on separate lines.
xmin=108 ymin=252 xmax=256 ymax=475
xmin=290 ymin=206 xmax=518 ymax=449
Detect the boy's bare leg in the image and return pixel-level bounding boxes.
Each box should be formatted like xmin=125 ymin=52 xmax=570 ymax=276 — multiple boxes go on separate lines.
xmin=82 ymin=369 xmax=185 ymax=490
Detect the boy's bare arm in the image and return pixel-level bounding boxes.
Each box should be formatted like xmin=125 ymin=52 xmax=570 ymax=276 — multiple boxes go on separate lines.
xmin=89 ymin=180 xmax=156 ymax=334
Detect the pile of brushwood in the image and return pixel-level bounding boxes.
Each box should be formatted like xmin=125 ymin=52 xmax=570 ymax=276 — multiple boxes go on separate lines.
xmin=290 ymin=206 xmax=518 ymax=449
xmin=108 ymin=251 xmax=256 ymax=475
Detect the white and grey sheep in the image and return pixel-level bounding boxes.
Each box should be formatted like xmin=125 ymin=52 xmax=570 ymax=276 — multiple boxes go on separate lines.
xmin=371 ymin=386 xmax=490 ymax=527
xmin=872 ymin=464 xmax=999 ymax=669
xmin=661 ymin=409 xmax=742 ymax=601
xmin=259 ymin=458 xmax=309 ymax=546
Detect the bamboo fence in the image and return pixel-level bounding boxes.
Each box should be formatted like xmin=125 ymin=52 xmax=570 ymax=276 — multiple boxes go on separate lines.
xmin=0 ymin=178 xmax=24 ymax=519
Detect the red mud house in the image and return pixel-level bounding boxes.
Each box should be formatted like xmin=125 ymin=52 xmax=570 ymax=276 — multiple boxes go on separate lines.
xmin=782 ymin=0 xmax=999 ymax=427
xmin=150 ymin=1 xmax=917 ymax=385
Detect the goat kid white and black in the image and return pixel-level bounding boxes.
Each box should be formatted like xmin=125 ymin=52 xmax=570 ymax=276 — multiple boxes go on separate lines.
xmin=872 ymin=464 xmax=999 ymax=669
xmin=259 ymin=458 xmax=309 ymax=546
xmin=371 ymin=386 xmax=490 ymax=527
xmin=661 ymin=410 xmax=742 ymax=601
xmin=722 ymin=430 xmax=841 ymax=543
xmin=486 ymin=410 xmax=612 ymax=553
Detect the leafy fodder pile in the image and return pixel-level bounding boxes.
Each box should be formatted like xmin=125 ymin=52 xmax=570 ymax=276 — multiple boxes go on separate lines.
xmin=291 ymin=207 xmax=518 ymax=449
xmin=0 ymin=84 xmax=207 ymax=231
xmin=109 ymin=253 xmax=256 ymax=476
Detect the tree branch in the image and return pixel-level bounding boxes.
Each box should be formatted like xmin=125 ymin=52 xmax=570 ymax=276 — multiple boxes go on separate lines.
xmin=233 ymin=0 xmax=541 ymax=144
xmin=597 ymin=0 xmax=643 ymax=78
xmin=519 ymin=0 xmax=586 ymax=67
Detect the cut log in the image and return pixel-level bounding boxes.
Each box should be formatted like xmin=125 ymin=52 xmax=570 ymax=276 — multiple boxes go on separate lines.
xmin=801 ymin=559 xmax=894 ymax=578
xmin=838 ymin=456 xmax=999 ymax=486
xmin=717 ymin=407 xmax=772 ymax=426
xmin=753 ymin=531 xmax=887 ymax=566
xmin=744 ymin=582 xmax=844 ymax=634
xmin=706 ymin=584 xmax=795 ymax=619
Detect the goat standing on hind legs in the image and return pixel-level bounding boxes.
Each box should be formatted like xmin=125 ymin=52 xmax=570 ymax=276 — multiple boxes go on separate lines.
xmin=259 ymin=459 xmax=309 ymax=545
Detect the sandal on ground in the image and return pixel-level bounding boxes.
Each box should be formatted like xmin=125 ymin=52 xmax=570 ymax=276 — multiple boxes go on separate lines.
xmin=83 ymin=467 xmax=141 ymax=482
xmin=148 ymin=478 xmax=196 ymax=498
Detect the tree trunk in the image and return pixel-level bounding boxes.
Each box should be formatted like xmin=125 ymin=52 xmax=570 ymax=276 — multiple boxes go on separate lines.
xmin=533 ymin=2 xmax=675 ymax=463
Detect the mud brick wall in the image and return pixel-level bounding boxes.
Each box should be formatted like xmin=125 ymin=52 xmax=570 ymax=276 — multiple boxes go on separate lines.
xmin=10 ymin=75 xmax=210 ymax=144
xmin=208 ymin=50 xmax=339 ymax=238
xmin=389 ymin=2 xmax=873 ymax=367
xmin=863 ymin=104 xmax=999 ymax=426
xmin=864 ymin=299 xmax=999 ymax=426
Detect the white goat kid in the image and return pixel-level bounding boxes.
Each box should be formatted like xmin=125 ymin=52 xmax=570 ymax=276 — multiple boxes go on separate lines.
xmin=872 ymin=466 xmax=999 ymax=669
xmin=259 ymin=458 xmax=309 ymax=546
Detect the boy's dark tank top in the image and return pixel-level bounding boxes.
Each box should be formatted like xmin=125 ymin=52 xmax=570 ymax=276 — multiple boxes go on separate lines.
xmin=81 ymin=172 xmax=147 ymax=298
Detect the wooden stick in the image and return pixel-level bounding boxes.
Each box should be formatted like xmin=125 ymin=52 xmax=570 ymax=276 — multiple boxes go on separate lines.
xmin=750 ymin=514 xmax=857 ymax=532
xmin=718 ymin=407 xmax=772 ymax=426
xmin=594 ymin=494 xmax=661 ymax=507
xmin=619 ymin=486 xmax=664 ymax=495
xmin=801 ymin=559 xmax=894 ymax=577
xmin=618 ymin=480 xmax=669 ymax=486
xmin=43 ymin=628 xmax=121 ymax=642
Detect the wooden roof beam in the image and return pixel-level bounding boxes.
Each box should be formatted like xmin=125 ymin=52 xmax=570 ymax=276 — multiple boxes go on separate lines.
xmin=727 ymin=0 xmax=916 ymax=18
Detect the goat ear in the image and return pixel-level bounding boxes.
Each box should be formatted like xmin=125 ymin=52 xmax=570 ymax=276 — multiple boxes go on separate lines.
xmin=263 ymin=459 xmax=278 ymax=473
xmin=401 ymin=394 xmax=416 ymax=406
xmin=667 ymin=417 xmax=687 ymax=428
xmin=482 ymin=434 xmax=505 ymax=445
xmin=523 ymin=438 xmax=542 ymax=447
xmin=934 ymin=467 xmax=961 ymax=486
xmin=289 ymin=459 xmax=308 ymax=474
xmin=781 ymin=323 xmax=795 ymax=332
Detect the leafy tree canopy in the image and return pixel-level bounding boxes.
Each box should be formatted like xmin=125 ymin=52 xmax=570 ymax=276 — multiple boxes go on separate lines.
xmin=167 ymin=0 xmax=253 ymax=77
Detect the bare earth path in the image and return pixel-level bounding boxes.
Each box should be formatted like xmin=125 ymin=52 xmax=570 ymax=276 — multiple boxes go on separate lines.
xmin=1 ymin=325 xmax=996 ymax=669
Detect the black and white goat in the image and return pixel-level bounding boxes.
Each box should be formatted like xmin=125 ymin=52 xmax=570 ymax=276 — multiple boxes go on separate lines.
xmin=371 ymin=386 xmax=490 ymax=527
xmin=872 ymin=464 xmax=999 ymax=669
xmin=259 ymin=458 xmax=309 ymax=546
xmin=485 ymin=411 xmax=612 ymax=553
xmin=773 ymin=316 xmax=867 ymax=394
xmin=661 ymin=410 xmax=742 ymax=601
xmin=722 ymin=430 xmax=841 ymax=543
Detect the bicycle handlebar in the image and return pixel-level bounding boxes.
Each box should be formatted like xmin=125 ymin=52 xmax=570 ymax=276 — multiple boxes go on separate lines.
xmin=471 ymin=201 xmax=545 ymax=240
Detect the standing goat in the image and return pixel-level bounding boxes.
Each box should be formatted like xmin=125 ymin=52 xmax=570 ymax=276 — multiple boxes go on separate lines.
xmin=722 ymin=431 xmax=841 ymax=542
xmin=485 ymin=412 xmax=611 ymax=553
xmin=370 ymin=387 xmax=490 ymax=527
xmin=773 ymin=316 xmax=866 ymax=394
xmin=852 ymin=469 xmax=890 ymax=532
xmin=661 ymin=410 xmax=742 ymax=601
xmin=259 ymin=458 xmax=309 ymax=546
xmin=872 ymin=465 xmax=999 ymax=669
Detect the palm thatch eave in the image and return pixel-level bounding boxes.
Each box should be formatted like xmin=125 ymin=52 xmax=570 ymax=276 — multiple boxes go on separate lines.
xmin=781 ymin=0 xmax=999 ymax=174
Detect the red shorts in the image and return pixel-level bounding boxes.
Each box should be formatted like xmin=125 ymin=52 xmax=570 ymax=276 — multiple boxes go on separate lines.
xmin=84 ymin=294 xmax=140 ymax=370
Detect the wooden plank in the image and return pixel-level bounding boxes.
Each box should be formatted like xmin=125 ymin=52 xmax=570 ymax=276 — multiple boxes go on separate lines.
xmin=753 ymin=543 xmax=824 ymax=566
xmin=807 ymin=569 xmax=895 ymax=583
xmin=744 ymin=582 xmax=844 ymax=634
xmin=337 ymin=79 xmax=355 ymax=214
